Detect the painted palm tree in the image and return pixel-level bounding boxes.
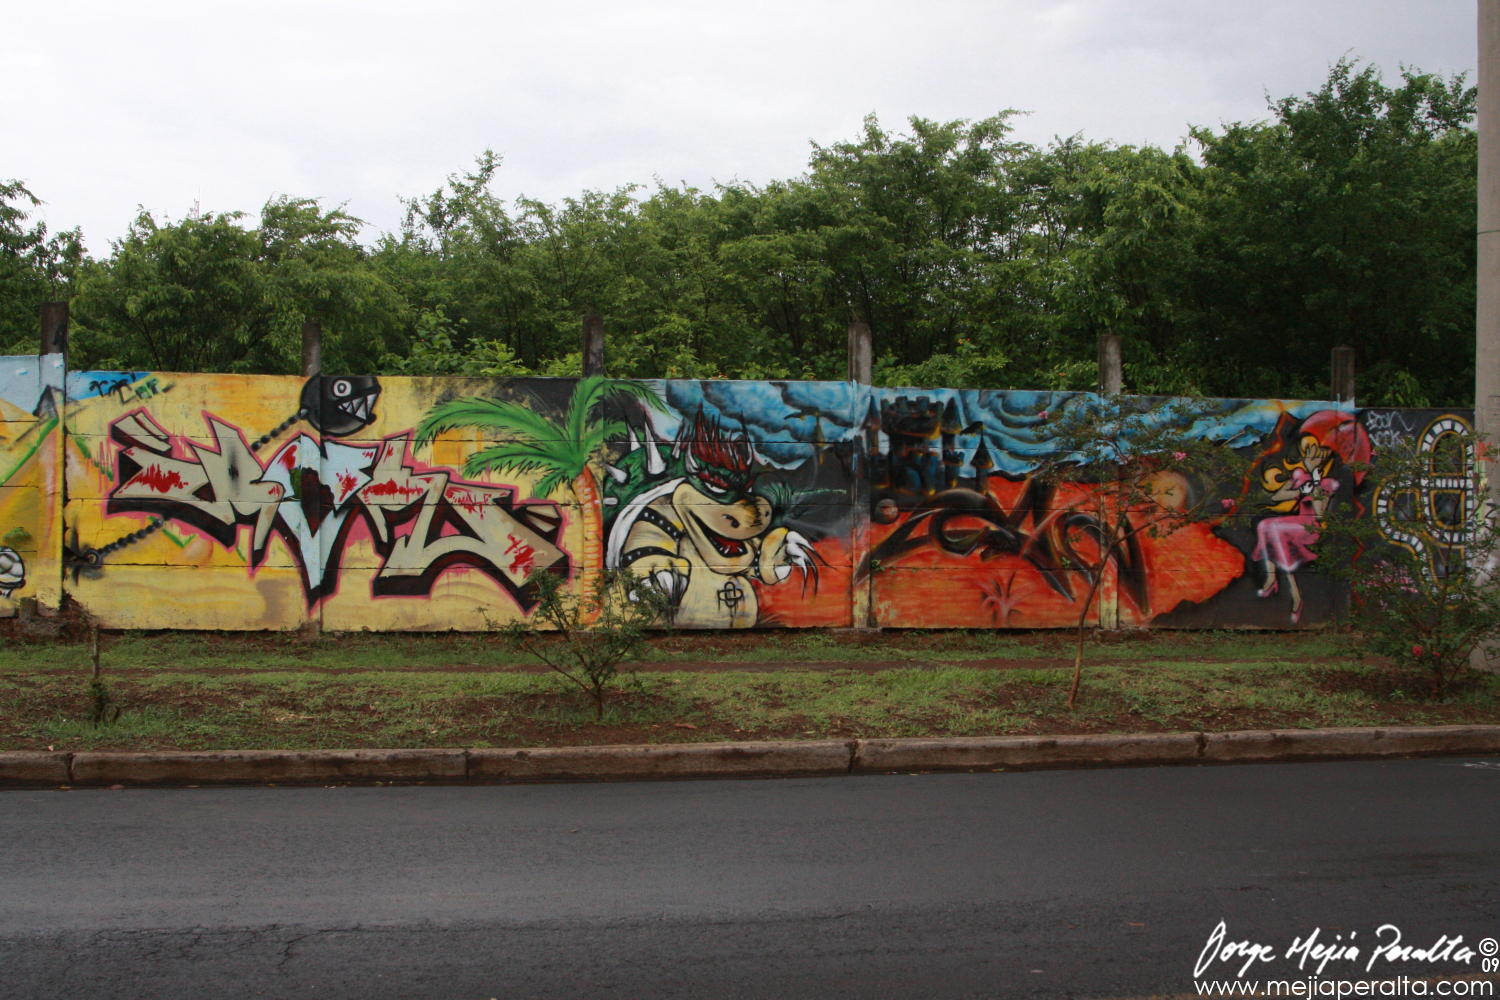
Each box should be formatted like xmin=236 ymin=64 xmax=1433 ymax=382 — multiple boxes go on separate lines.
xmin=415 ymin=376 xmax=663 ymax=608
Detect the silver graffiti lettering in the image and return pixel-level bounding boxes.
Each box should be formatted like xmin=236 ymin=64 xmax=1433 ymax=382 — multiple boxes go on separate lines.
xmin=106 ymin=412 xmax=568 ymax=609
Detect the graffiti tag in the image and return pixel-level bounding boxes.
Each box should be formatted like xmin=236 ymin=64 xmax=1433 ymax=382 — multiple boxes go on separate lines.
xmin=106 ymin=410 xmax=568 ymax=609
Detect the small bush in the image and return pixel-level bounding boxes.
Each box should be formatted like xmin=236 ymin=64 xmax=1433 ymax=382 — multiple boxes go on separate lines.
xmin=490 ymin=568 xmax=672 ymax=719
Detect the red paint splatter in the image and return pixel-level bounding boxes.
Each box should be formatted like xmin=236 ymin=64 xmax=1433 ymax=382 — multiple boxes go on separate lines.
xmin=364 ymin=478 xmax=425 ymax=500
xmin=446 ymin=487 xmax=489 ymax=514
xmin=505 ymin=534 xmax=536 ymax=577
xmin=278 ymin=444 xmax=299 ymax=469
xmin=133 ymin=464 xmax=188 ymax=493
xmin=336 ymin=471 xmax=358 ymax=499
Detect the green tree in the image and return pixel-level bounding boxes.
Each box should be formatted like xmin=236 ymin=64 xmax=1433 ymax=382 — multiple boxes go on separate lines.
xmin=492 ymin=566 xmax=672 ymax=719
xmin=379 ymin=306 xmax=532 ymax=377
xmin=72 ymin=198 xmax=402 ymax=374
xmin=0 ymin=181 xmax=84 ymax=355
xmin=1318 ymin=432 xmax=1500 ymax=698
xmin=46 ymin=57 xmax=1468 ymax=396
xmin=1185 ymin=59 xmax=1476 ymax=403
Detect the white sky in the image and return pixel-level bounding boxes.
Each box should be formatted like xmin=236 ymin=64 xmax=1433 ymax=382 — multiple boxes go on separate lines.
xmin=1 ymin=0 xmax=1479 ymax=252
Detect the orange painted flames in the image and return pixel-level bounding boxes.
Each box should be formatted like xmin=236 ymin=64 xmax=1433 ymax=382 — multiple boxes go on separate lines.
xmin=869 ymin=478 xmax=1245 ymax=629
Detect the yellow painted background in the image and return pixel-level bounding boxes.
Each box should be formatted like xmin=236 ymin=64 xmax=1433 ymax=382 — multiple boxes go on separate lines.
xmin=63 ymin=372 xmax=583 ymax=630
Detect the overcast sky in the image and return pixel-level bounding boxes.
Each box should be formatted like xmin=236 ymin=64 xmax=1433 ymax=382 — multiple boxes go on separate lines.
xmin=1 ymin=0 xmax=1479 ymax=252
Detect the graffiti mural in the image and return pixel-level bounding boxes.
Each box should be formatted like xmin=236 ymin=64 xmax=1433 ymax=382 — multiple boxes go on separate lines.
xmin=1243 ymin=409 xmax=1371 ymax=625
xmin=1366 ymin=410 xmax=1475 ymax=581
xmin=0 ymin=354 xmax=64 ymax=615
xmin=413 ymin=378 xmax=842 ymax=629
xmin=0 ymin=358 xmax=1431 ymax=630
xmin=601 ymin=410 xmax=819 ymax=628
xmin=100 ymin=408 xmax=567 ymax=607
xmin=856 ymin=389 xmax=1374 ymax=630
xmin=62 ymin=373 xmax=580 ymax=629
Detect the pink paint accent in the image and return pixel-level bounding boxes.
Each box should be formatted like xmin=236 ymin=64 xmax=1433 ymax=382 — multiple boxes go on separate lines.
xmin=336 ymin=471 xmax=358 ymax=499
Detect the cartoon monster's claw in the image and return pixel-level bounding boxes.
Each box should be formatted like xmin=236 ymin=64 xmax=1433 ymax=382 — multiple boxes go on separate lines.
xmin=653 ymin=567 xmax=688 ymax=603
xmin=604 ymin=463 xmax=628 ymax=484
xmin=783 ymin=530 xmax=814 ymax=571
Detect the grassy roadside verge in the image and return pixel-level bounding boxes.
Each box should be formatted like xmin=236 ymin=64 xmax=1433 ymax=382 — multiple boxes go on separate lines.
xmin=0 ymin=627 xmax=1352 ymax=675
xmin=4 ymin=652 xmax=1498 ymax=753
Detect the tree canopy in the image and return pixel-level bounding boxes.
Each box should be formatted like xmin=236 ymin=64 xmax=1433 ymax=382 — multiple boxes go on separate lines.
xmin=0 ymin=58 xmax=1478 ymax=403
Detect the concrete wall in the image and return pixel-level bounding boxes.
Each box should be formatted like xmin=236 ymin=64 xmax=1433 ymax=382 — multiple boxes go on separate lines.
xmin=0 ymin=361 xmax=1464 ymax=631
xmin=0 ymin=355 xmax=65 ymax=616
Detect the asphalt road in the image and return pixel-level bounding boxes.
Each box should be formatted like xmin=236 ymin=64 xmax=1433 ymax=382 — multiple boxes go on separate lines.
xmin=2 ymin=758 xmax=1498 ymax=1000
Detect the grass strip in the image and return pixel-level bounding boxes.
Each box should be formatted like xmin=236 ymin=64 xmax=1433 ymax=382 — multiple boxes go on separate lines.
xmin=4 ymin=657 xmax=1497 ymax=753
xmin=0 ymin=628 xmax=1353 ymax=676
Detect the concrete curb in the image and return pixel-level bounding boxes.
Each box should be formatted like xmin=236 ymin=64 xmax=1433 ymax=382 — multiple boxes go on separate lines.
xmin=852 ymin=732 xmax=1204 ymax=773
xmin=2 ymin=725 xmax=1497 ymax=789
xmin=69 ymin=749 xmax=467 ymax=787
xmin=0 ymin=751 xmax=71 ymax=787
xmin=469 ymin=740 xmax=855 ymax=782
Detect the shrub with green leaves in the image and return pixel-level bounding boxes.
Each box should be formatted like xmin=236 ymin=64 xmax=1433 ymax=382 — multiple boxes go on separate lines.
xmin=1318 ymin=432 xmax=1500 ymax=699
xmin=490 ymin=568 xmax=672 ymax=720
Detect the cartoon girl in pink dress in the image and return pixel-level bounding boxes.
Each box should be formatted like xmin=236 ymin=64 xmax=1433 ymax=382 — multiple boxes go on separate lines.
xmin=1252 ymin=411 xmax=1370 ymax=624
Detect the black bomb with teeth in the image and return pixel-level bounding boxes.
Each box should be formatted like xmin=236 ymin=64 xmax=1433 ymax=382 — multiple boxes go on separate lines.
xmin=300 ymin=375 xmax=381 ymax=437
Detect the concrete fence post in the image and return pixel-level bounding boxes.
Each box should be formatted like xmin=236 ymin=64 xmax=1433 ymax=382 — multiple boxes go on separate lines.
xmin=39 ymin=302 xmax=68 ymax=356
xmin=582 ymin=314 xmax=605 ymax=377
xmin=1097 ymin=332 xmax=1122 ymax=394
xmin=1330 ymin=346 xmax=1356 ymax=405
xmin=1480 ymin=0 xmax=1500 ymax=477
xmin=300 ymin=320 xmax=322 ymax=378
xmin=1477 ymin=0 xmax=1500 ymax=671
xmin=1094 ymin=331 xmax=1124 ymax=628
xmin=847 ymin=317 xmax=875 ymax=628
xmin=847 ymin=319 xmax=872 ymax=385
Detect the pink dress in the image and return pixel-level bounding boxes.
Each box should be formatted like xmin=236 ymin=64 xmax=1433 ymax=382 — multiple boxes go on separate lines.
xmin=1252 ymin=468 xmax=1338 ymax=573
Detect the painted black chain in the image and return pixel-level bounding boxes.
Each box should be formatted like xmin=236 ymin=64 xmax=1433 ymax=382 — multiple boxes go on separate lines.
xmin=250 ymin=408 xmax=307 ymax=452
xmin=91 ymin=518 xmax=165 ymax=561
xmin=76 ymin=407 xmax=306 ymax=569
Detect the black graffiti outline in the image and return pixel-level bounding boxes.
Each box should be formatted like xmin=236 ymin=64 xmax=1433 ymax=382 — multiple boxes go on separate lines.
xmin=859 ymin=478 xmax=1150 ymax=613
xmin=104 ymin=409 xmax=569 ymax=611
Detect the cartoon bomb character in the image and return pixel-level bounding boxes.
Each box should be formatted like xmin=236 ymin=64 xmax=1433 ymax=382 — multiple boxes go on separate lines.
xmin=244 ymin=376 xmax=383 ymax=455
xmin=299 ymin=375 xmax=381 ymax=437
xmin=604 ymin=410 xmax=814 ymax=628
xmin=0 ymin=546 xmax=25 ymax=597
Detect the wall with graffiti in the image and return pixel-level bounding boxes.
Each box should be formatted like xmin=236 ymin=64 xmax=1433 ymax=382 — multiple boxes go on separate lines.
xmin=59 ymin=373 xmax=846 ymax=631
xmin=0 ymin=357 xmax=1465 ymax=632
xmin=0 ymin=355 xmax=64 ymax=616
